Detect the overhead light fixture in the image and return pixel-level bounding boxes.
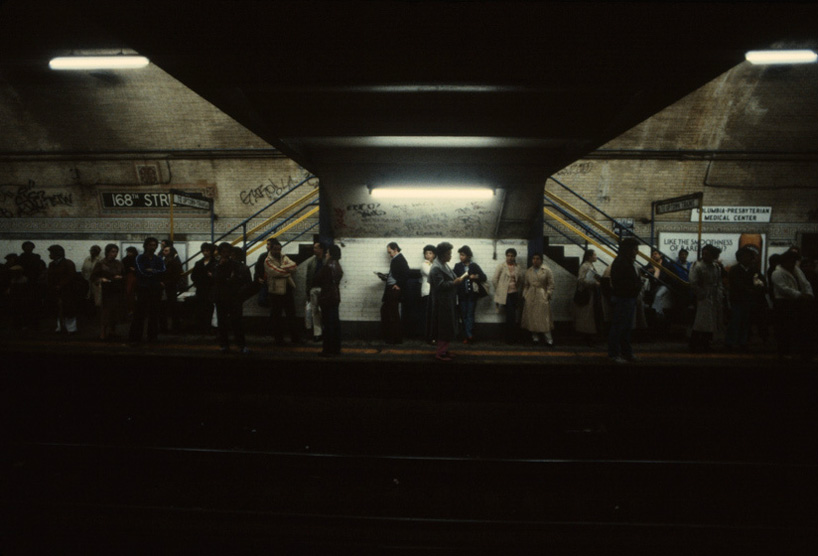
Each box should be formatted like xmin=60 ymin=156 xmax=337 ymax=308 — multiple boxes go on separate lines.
xmin=49 ymin=55 xmax=150 ymax=70
xmin=370 ymin=187 xmax=494 ymax=200
xmin=745 ymin=50 xmax=817 ymax=65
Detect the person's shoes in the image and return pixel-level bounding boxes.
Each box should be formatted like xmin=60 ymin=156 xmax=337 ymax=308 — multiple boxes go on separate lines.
xmin=435 ymin=354 xmax=453 ymax=362
xmin=313 ymin=335 xmax=322 ymax=343
xmin=240 ymin=347 xmax=251 ymax=355
xmin=623 ymin=355 xmax=637 ymax=362
xmin=610 ymin=356 xmax=628 ymax=364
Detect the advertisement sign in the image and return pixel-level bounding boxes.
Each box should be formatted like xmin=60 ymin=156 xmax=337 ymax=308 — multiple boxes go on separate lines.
xmin=658 ymin=232 xmax=766 ymax=266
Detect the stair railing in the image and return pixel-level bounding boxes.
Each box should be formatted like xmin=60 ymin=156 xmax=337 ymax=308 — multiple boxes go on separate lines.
xmin=545 ymin=177 xmax=688 ymax=286
xmin=179 ymin=174 xmax=317 ymax=272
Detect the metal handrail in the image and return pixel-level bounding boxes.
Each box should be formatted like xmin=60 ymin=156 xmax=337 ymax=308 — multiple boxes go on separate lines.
xmin=179 ymin=174 xmax=317 ymax=271
xmin=544 ymin=187 xmax=689 ymax=286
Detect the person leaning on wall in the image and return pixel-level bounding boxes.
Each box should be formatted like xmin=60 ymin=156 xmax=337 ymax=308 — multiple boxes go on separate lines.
xmin=492 ymin=248 xmax=524 ymax=344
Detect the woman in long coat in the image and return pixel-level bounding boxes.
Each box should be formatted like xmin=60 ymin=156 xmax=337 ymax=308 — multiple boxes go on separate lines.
xmin=574 ymin=249 xmax=601 ymax=340
xmin=429 ymin=242 xmax=465 ymax=361
xmin=689 ymin=244 xmax=725 ymax=352
xmin=521 ymin=253 xmax=556 ymax=345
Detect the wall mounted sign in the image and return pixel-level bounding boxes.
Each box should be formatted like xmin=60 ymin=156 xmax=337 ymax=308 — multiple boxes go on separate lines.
xmin=690 ymin=206 xmax=772 ymax=223
xmin=658 ymin=232 xmax=767 ymax=266
xmin=654 ymin=192 xmax=703 ymax=215
xmin=100 ymin=188 xmax=210 ymax=213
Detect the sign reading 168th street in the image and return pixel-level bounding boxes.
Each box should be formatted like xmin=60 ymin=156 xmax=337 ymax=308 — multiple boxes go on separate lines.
xmin=101 ymin=192 xmax=173 ymax=208
xmin=101 ymin=189 xmax=212 ymax=211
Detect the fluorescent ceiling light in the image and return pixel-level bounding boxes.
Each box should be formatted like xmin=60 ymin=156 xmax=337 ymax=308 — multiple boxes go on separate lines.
xmin=49 ymin=55 xmax=150 ymax=70
xmin=745 ymin=50 xmax=817 ymax=65
xmin=371 ymin=187 xmax=494 ymax=200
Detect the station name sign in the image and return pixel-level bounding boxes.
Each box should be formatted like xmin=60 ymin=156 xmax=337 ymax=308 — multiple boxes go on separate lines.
xmin=654 ymin=192 xmax=703 ymax=215
xmin=100 ymin=189 xmax=212 ymax=211
xmin=101 ymin=191 xmax=173 ymax=208
xmin=690 ymin=206 xmax=772 ymax=223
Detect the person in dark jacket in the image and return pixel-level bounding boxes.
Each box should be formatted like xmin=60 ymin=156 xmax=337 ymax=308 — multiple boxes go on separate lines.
xmin=160 ymin=245 xmax=183 ymax=333
xmin=429 ymin=242 xmax=466 ymax=362
xmin=607 ymin=238 xmax=642 ymax=363
xmin=380 ymin=241 xmax=410 ymax=344
xmin=128 ymin=237 xmax=165 ymax=344
xmin=212 ymin=242 xmax=252 ymax=354
xmin=726 ymin=246 xmax=762 ymax=351
xmin=316 ymin=244 xmax=344 ymax=356
xmin=452 ymin=245 xmax=487 ymax=344
xmin=46 ymin=244 xmax=79 ymax=334
xmin=191 ymin=242 xmax=216 ymax=332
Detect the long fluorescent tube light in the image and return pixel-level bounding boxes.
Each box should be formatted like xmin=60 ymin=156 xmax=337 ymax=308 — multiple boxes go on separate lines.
xmin=745 ymin=50 xmax=817 ymax=65
xmin=371 ymin=187 xmax=494 ymax=200
xmin=49 ymin=55 xmax=150 ymax=70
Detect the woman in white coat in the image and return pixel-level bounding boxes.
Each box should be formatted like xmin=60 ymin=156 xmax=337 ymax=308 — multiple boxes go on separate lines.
xmin=689 ymin=244 xmax=725 ymax=353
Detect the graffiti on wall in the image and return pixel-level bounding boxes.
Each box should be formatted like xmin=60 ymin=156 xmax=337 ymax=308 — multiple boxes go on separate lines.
xmin=0 ymin=181 xmax=74 ymax=217
xmin=333 ymin=195 xmax=498 ymax=237
xmin=238 ymin=170 xmax=318 ymax=206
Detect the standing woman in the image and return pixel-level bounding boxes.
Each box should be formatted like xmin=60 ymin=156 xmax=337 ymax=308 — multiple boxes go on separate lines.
xmin=420 ymin=245 xmax=436 ymax=344
xmin=574 ymin=249 xmax=602 ymax=343
xmin=429 ymin=242 xmax=466 ymax=361
xmin=91 ymin=244 xmax=125 ymax=341
xmin=317 ymin=244 xmax=344 ymax=356
xmin=453 ymin=245 xmax=487 ymax=344
xmin=689 ymin=244 xmax=725 ymax=353
xmin=492 ymin=248 xmax=525 ymax=343
xmin=521 ymin=253 xmax=556 ymax=345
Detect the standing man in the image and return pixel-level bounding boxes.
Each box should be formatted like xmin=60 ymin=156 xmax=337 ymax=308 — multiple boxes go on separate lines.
xmin=380 ymin=242 xmax=410 ymax=344
xmin=128 ymin=237 xmax=166 ymax=344
xmin=212 ymin=242 xmax=252 ymax=354
xmin=305 ymin=241 xmax=326 ymax=342
xmin=725 ymin=246 xmax=762 ymax=352
xmin=261 ymin=238 xmax=300 ymax=345
xmin=608 ymin=238 xmax=642 ymax=363
xmin=18 ymin=241 xmax=45 ymax=330
xmin=46 ymin=245 xmax=79 ymax=334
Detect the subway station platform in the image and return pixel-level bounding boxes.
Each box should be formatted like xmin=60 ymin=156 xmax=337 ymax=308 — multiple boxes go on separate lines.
xmin=2 ymin=323 xmax=817 ymax=554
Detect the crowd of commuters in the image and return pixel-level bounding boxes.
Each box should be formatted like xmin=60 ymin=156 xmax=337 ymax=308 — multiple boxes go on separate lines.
xmin=2 ymin=238 xmax=815 ymax=363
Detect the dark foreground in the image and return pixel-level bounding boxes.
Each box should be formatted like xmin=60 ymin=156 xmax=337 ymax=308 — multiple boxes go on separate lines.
xmin=1 ymin=334 xmax=817 ymax=554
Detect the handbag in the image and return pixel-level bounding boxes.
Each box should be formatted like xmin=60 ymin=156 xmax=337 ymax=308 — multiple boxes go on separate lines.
xmin=472 ymin=280 xmax=488 ymax=298
xmin=573 ymin=285 xmax=591 ymax=306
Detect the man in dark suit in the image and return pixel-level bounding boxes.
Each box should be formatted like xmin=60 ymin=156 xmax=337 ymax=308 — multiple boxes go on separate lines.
xmin=381 ymin=242 xmax=410 ymax=344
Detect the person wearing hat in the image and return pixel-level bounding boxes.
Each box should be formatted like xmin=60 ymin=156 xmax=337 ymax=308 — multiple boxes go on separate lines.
xmin=689 ymin=244 xmax=725 ymax=353
xmin=46 ymin=244 xmax=79 ymax=334
xmin=725 ymin=246 xmax=763 ymax=351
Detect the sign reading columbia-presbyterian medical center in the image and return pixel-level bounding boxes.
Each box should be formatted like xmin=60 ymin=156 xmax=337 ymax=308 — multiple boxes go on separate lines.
xmin=690 ymin=206 xmax=772 ymax=223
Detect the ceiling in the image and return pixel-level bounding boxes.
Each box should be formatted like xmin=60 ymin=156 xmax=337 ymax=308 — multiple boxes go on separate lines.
xmin=3 ymin=1 xmax=818 ymax=191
